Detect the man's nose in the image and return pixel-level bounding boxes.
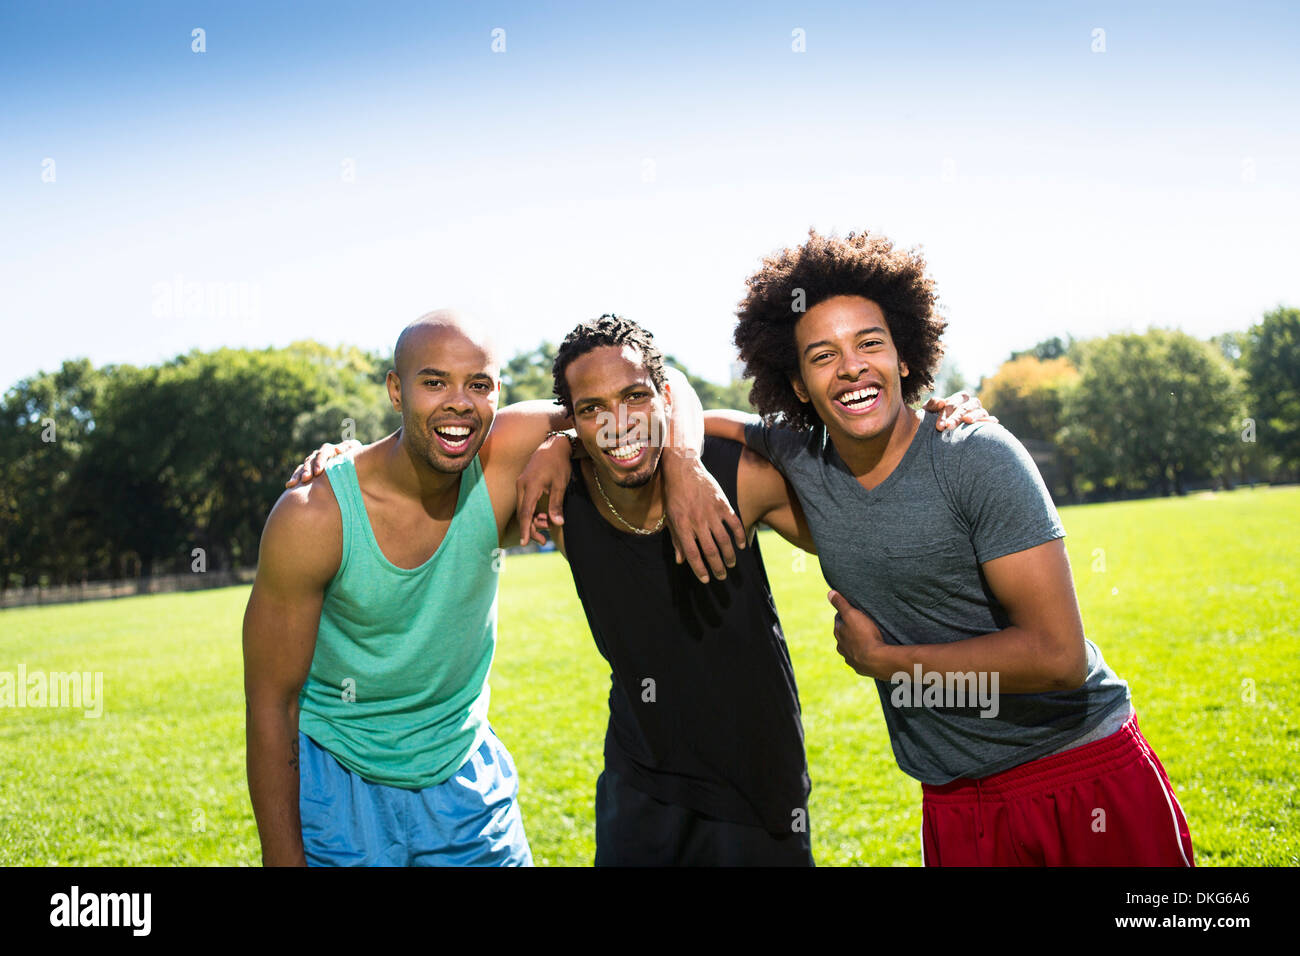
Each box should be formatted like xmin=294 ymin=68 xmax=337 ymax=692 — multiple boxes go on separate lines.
xmin=443 ymin=388 xmax=473 ymax=412
xmin=837 ymin=351 xmax=867 ymax=379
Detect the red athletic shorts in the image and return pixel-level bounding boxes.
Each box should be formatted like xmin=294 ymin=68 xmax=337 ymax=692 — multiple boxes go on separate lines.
xmin=920 ymin=712 xmax=1194 ymax=866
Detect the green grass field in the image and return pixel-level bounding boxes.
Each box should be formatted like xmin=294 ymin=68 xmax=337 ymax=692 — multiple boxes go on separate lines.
xmin=1 ymin=486 xmax=1297 ymax=866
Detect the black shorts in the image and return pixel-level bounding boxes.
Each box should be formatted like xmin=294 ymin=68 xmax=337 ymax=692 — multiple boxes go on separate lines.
xmin=594 ymin=768 xmax=813 ymax=867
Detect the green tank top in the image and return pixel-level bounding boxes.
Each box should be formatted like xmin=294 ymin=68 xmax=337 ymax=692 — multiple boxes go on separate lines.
xmin=298 ymin=453 xmax=501 ymax=789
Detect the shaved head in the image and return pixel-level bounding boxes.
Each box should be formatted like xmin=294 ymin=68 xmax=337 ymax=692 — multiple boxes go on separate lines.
xmin=385 ymin=308 xmax=502 ymax=476
xmin=393 ymin=309 xmax=499 ymax=379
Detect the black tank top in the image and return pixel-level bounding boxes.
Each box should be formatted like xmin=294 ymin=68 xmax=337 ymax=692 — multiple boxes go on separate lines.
xmin=561 ymin=436 xmax=810 ymax=833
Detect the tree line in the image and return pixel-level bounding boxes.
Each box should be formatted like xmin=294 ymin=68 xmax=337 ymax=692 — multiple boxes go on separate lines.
xmin=0 ymin=341 xmax=751 ymax=590
xmin=3 ymin=310 xmax=1294 ymax=590
xmin=976 ymin=307 xmax=1298 ymax=501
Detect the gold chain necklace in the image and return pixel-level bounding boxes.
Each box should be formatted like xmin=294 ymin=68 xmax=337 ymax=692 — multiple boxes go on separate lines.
xmin=591 ymin=466 xmax=665 ymax=535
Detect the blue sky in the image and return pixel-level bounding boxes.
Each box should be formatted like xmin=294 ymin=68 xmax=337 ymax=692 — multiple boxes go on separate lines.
xmin=3 ymin=0 xmax=1298 ymax=392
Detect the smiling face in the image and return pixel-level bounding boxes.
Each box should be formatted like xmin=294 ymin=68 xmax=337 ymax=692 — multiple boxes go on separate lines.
xmin=791 ymin=295 xmax=910 ymax=443
xmin=566 ymin=344 xmax=670 ymax=489
xmin=387 ymin=323 xmax=500 ymax=474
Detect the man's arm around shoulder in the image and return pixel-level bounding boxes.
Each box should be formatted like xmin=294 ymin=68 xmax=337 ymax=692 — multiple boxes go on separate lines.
xmin=242 ymin=480 xmax=342 ymax=867
xmin=737 ymin=445 xmax=816 ymax=554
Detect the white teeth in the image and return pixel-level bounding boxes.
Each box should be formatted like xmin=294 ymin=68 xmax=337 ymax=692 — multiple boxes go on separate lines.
xmin=839 ymin=388 xmax=879 ymax=405
xmin=607 ymin=443 xmax=645 ymax=460
xmin=437 ymin=426 xmax=470 ymax=436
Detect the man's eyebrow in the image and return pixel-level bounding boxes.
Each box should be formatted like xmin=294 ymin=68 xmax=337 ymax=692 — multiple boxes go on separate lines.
xmin=574 ymin=381 xmax=651 ymax=407
xmin=414 ymin=368 xmax=494 ymax=380
xmin=802 ymin=327 xmax=887 ymax=357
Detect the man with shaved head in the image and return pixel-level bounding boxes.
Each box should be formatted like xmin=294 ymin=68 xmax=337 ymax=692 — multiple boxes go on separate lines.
xmin=243 ymin=309 xmax=740 ymax=866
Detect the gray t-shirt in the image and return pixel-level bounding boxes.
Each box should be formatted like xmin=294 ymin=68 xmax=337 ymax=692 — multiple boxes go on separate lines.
xmin=746 ymin=411 xmax=1131 ymax=785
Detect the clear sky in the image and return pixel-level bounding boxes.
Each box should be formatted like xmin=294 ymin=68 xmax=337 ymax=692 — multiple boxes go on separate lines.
xmin=3 ymin=0 xmax=1297 ymax=392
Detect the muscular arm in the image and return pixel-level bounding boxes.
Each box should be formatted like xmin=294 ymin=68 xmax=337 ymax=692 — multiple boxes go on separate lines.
xmin=242 ymin=482 xmax=342 ymax=867
xmin=508 ymin=370 xmax=746 ymax=581
xmin=703 ymin=392 xmax=997 ymax=451
xmin=736 ymin=446 xmax=816 ymax=553
xmin=478 ymin=400 xmax=574 ymax=543
xmin=832 ymin=539 xmax=1088 ymax=693
xmin=703 ymin=409 xmax=756 ymax=446
xmin=883 ymin=540 xmax=1088 ymax=691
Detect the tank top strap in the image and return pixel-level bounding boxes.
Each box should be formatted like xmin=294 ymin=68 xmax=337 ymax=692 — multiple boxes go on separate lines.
xmin=323 ymin=455 xmax=365 ymax=575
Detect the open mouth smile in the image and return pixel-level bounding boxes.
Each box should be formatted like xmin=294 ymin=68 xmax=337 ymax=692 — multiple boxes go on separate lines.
xmin=432 ymin=423 xmax=476 ymax=454
xmin=603 ymin=440 xmax=648 ymax=469
xmin=833 ymin=385 xmax=881 ymax=416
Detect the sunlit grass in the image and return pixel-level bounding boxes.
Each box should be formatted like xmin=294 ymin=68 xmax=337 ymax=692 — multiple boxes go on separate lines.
xmin=1 ymin=486 xmax=1295 ymax=865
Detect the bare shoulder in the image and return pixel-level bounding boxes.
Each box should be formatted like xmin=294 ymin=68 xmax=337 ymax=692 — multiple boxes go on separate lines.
xmin=267 ymin=472 xmax=340 ymax=533
xmin=258 ymin=474 xmax=343 ymax=588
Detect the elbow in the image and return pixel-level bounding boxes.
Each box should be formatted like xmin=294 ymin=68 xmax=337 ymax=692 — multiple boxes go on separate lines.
xmin=1043 ymin=638 xmax=1088 ymax=691
xmin=245 ymin=688 xmax=301 ymax=729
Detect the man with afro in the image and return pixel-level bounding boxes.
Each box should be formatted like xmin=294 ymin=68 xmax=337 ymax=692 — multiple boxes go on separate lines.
xmin=704 ymin=229 xmax=1194 ymax=866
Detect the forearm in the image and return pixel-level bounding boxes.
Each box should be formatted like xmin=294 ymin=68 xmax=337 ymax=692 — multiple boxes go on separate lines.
xmin=505 ymin=399 xmax=573 ymax=432
xmin=702 ymin=409 xmax=759 ymax=445
xmin=873 ymin=627 xmax=1086 ymax=694
xmin=246 ymin=702 xmax=308 ymax=867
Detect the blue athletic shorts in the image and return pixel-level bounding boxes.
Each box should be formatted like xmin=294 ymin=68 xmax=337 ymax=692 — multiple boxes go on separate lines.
xmin=298 ymin=728 xmax=534 ymax=867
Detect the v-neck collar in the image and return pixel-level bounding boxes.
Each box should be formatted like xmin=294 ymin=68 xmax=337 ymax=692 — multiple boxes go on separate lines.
xmin=823 ymin=409 xmax=931 ymax=503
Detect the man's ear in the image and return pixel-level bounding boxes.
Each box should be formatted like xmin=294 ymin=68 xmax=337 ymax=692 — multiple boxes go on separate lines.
xmin=386 ymin=369 xmax=402 ymax=411
xmin=790 ymin=374 xmax=811 ymax=404
xmin=900 ymin=361 xmax=909 ymax=379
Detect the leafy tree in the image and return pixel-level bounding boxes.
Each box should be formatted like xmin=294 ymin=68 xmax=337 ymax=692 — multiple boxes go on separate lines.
xmin=1241 ymin=306 xmax=1300 ymax=474
xmin=0 ymin=339 xmax=766 ymax=588
xmin=1210 ymin=330 xmax=1248 ymax=365
xmin=76 ymin=349 xmax=332 ymax=575
xmin=1010 ymin=335 xmax=1077 ymax=363
xmin=502 ymin=342 xmax=560 ymax=404
xmin=287 ymin=341 xmax=400 ymax=450
xmin=664 ymin=357 xmax=756 ymax=413
xmin=72 ymin=364 xmax=190 ymax=579
xmin=166 ymin=349 xmax=333 ymax=569
xmin=978 ymin=356 xmax=1081 ymax=500
xmin=497 ymin=341 xmax=756 ymax=413
xmin=932 ymin=356 xmax=968 ymax=398
xmin=0 ymin=359 xmax=106 ymax=587
xmin=978 ymin=356 xmax=1080 ymax=443
xmin=1062 ymin=330 xmax=1245 ymax=497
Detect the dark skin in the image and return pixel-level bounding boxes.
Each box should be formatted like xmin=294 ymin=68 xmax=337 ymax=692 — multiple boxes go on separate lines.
xmin=711 ymin=295 xmax=1088 ymax=692
xmin=532 ymin=345 xmax=815 ymax=556
xmin=244 ymin=317 xmax=542 ymax=866
xmin=788 ymin=295 xmax=921 ymax=490
xmin=247 ymin=314 xmax=737 ymax=865
xmin=519 ymin=367 xmax=994 ymax=549
xmin=290 ymin=387 xmax=747 ymax=585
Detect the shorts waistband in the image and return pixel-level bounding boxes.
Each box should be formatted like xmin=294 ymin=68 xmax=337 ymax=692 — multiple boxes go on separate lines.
xmin=922 ymin=712 xmax=1145 ymax=803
